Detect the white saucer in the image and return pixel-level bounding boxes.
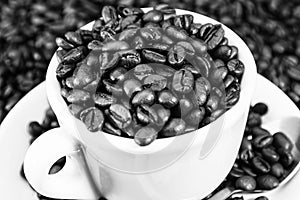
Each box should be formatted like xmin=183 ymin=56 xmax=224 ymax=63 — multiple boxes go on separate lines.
xmin=1 ymin=75 xmax=300 ymax=200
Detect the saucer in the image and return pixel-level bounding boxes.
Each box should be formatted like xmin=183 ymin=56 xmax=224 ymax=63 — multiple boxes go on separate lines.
xmin=1 ymin=75 xmax=300 ymax=200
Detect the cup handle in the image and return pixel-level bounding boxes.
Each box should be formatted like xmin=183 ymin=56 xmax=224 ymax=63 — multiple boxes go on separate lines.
xmin=23 ymin=128 xmax=101 ymax=199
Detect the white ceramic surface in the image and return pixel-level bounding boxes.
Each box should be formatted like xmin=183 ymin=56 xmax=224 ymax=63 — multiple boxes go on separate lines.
xmin=1 ymin=75 xmax=300 ymax=200
xmin=30 ymin=8 xmax=257 ymax=200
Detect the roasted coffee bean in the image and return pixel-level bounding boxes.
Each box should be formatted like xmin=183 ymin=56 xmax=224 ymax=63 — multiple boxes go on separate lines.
xmin=177 ymin=41 xmax=195 ymax=55
xmin=144 ymin=75 xmax=167 ymax=91
xmin=202 ymin=24 xmax=224 ymax=51
xmin=157 ymin=107 xmax=170 ymax=126
xmin=172 ymin=69 xmax=194 ymax=93
xmin=28 ymin=121 xmax=44 ymax=138
xmin=66 ymin=89 xmax=90 ymax=103
xmin=230 ymin=166 xmax=245 ymax=178
xmin=141 ymin=49 xmax=166 ymax=64
xmin=241 ymin=164 xmax=257 ymax=177
xmin=189 ymin=23 xmax=202 ymax=35
xmin=278 ymin=149 xmax=294 ymax=167
xmin=119 ymin=29 xmax=138 ymax=41
xmin=194 ymin=77 xmax=211 ymax=106
xmin=101 ymin=41 xmax=129 ymax=52
xmin=80 ymin=107 xmax=104 ymax=132
xmin=210 ymin=109 xmax=225 ymax=119
xmin=240 ymin=149 xmax=255 ymax=164
xmin=235 ymin=175 xmax=256 ymax=191
xmin=88 ymin=40 xmax=103 ymax=50
xmin=84 ymin=77 xmax=100 ymax=92
xmin=257 ymin=175 xmax=279 ymax=190
xmin=119 ymin=50 xmax=141 ymax=68
xmin=252 ymin=135 xmax=273 ymax=149
xmin=118 ymin=6 xmax=143 ymax=17
xmin=161 ymin=35 xmax=174 ymax=45
xmin=210 ymin=66 xmax=228 ymax=84
xmin=94 ymin=93 xmax=117 ymax=107
xmin=65 ymin=76 xmax=75 ymax=89
xmin=103 ymin=80 xmax=123 ymax=97
xmin=143 ymin=10 xmax=163 ymax=23
xmin=193 ymin=56 xmax=211 ymax=77
xmin=186 ymin=108 xmax=205 ymax=126
xmin=183 ymin=14 xmax=193 ymax=31
xmin=73 ymin=63 xmax=96 ymax=88
xmin=134 ymin=64 xmax=154 ymax=80
xmin=121 ymin=15 xmax=140 ymax=30
xmin=131 ymin=89 xmax=155 ymax=106
xmin=252 ymin=127 xmax=271 ymax=137
xmin=136 ymin=105 xmax=158 ymax=125
xmin=56 ymin=63 xmax=76 ymax=78
xmin=123 ymin=79 xmax=142 ymax=97
xmin=56 ymin=49 xmax=68 ymax=63
xmin=273 ymin=132 xmax=293 ymax=151
xmin=55 ymin=37 xmax=74 ymax=50
xmin=190 ymin=39 xmax=208 ymax=55
xmin=103 ymin=122 xmax=121 ymax=136
xmin=108 ymin=104 xmax=132 ymax=129
xmin=68 ymin=104 xmax=83 ymax=117
xmin=86 ymin=50 xmax=100 ymax=67
xmin=65 ymin=31 xmax=83 ymax=46
xmin=247 ymin=112 xmax=262 ymax=127
xmin=134 ymin=127 xmax=157 ymax=146
xmin=155 ymin=64 xmax=176 ymax=77
xmin=206 ymin=95 xmax=219 ymax=112
xmin=168 ymin=45 xmax=186 ymax=67
xmin=271 ymin=163 xmax=285 ymax=178
xmin=154 ymin=4 xmax=176 ymax=15
xmin=165 ymin=26 xmax=188 ymax=41
xmin=158 ymin=90 xmax=178 ymax=108
xmin=212 ymin=45 xmax=233 ymax=62
xmin=173 ymin=15 xmax=184 ymax=29
xmin=131 ymin=36 xmax=144 ymax=49
xmin=162 ymin=118 xmax=186 ymax=137
xmin=110 ymin=67 xmax=127 ymax=82
xmin=140 ymin=27 xmax=162 ymax=41
xmin=262 ymin=147 xmax=280 ymax=163
xmin=227 ymin=59 xmax=245 ymax=78
xmin=152 ymin=43 xmax=170 ymax=51
xmin=179 ymin=98 xmax=193 ymax=116
xmin=62 ymin=46 xmax=87 ymax=64
xmin=102 ymin=6 xmax=117 ymax=23
xmin=252 ymin=156 xmax=271 ymax=174
xmin=241 ymin=137 xmax=252 ymax=151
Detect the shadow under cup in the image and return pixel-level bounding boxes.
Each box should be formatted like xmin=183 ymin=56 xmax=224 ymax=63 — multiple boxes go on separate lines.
xmin=45 ymin=9 xmax=257 ymax=200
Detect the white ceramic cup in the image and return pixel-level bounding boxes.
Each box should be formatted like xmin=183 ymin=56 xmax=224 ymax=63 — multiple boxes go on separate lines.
xmin=24 ymin=8 xmax=257 ymax=200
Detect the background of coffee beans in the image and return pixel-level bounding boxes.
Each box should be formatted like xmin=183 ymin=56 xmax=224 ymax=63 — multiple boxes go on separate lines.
xmin=1 ymin=0 xmax=300 ymax=123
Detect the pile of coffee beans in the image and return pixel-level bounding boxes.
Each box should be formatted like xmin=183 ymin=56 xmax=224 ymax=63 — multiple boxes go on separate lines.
xmin=56 ymin=5 xmax=244 ymax=146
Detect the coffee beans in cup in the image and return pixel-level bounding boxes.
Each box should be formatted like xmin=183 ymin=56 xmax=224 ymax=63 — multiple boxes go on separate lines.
xmin=55 ymin=5 xmax=245 ymax=146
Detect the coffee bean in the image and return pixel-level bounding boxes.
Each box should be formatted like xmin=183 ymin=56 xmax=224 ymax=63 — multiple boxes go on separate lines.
xmin=119 ymin=50 xmax=141 ymax=68
xmin=262 ymin=147 xmax=280 ymax=163
xmin=102 ymin=80 xmax=123 ymax=97
xmin=62 ymin=46 xmax=87 ymax=64
xmin=88 ymin=40 xmax=103 ymax=50
xmin=278 ymin=149 xmax=294 ymax=167
xmin=252 ymin=156 xmax=271 ymax=174
xmin=186 ymin=108 xmax=205 ymax=126
xmin=102 ymin=6 xmax=118 ymax=23
xmin=141 ymin=49 xmax=166 ymax=64
xmin=161 ymin=118 xmax=186 ymax=137
xmin=190 ymin=39 xmax=208 ymax=55
xmin=206 ymin=95 xmax=219 ymax=112
xmin=177 ymin=41 xmax=195 ymax=55
xmin=123 ymin=79 xmax=142 ymax=98
xmin=203 ymin=24 xmax=225 ymax=51
xmin=172 ymin=69 xmax=194 ymax=93
xmin=143 ymin=10 xmax=163 ymax=23
xmin=252 ymin=135 xmax=273 ymax=149
xmin=66 ymin=89 xmax=90 ymax=103
xmin=235 ymin=175 xmax=256 ymax=191
xmin=247 ymin=112 xmax=262 ymax=127
xmin=252 ymin=127 xmax=271 ymax=137
xmin=55 ymin=37 xmax=74 ymax=50
xmin=136 ymin=105 xmax=158 ymax=125
xmin=168 ymin=45 xmax=186 ymax=67
xmin=101 ymin=41 xmax=130 ymax=52
xmin=227 ymin=59 xmax=245 ymax=78
xmin=210 ymin=66 xmax=228 ymax=84
xmin=108 ymin=104 xmax=132 ymax=129
xmin=271 ymin=163 xmax=285 ymax=178
xmin=192 ymin=56 xmax=211 ymax=77
xmin=144 ymin=74 xmax=167 ymax=91
xmin=241 ymin=137 xmax=252 ymax=151
xmin=119 ymin=29 xmax=138 ymax=41
xmin=273 ymin=132 xmax=293 ymax=151
xmin=157 ymin=107 xmax=171 ymax=126
xmin=158 ymin=90 xmax=178 ymax=108
xmin=56 ymin=63 xmax=76 ymax=78
xmin=230 ymin=166 xmax=245 ymax=178
xmin=94 ymin=93 xmax=117 ymax=107
xmin=131 ymin=36 xmax=144 ymax=49
xmin=140 ymin=27 xmax=162 ymax=41
xmin=73 ymin=63 xmax=96 ymax=88
xmin=118 ymin=6 xmax=143 ymax=17
xmin=179 ymin=98 xmax=193 ymax=116
xmin=131 ymin=89 xmax=155 ymax=106
xmin=212 ymin=45 xmax=233 ymax=62
xmin=103 ymin=122 xmax=121 ymax=136
xmin=165 ymin=26 xmax=188 ymax=41
xmin=65 ymin=31 xmax=83 ymax=46
xmin=134 ymin=64 xmax=154 ymax=80
xmin=28 ymin=121 xmax=44 ymax=138
xmin=240 ymin=149 xmax=255 ymax=164
xmin=134 ymin=127 xmax=157 ymax=146
xmin=121 ymin=15 xmax=140 ymax=30
xmin=194 ymin=77 xmax=211 ymax=106
xmin=80 ymin=107 xmax=104 ymax=132
xmin=110 ymin=67 xmax=127 ymax=82
xmin=241 ymin=164 xmax=257 ymax=177
xmin=154 ymin=64 xmax=176 ymax=78
xmin=257 ymin=175 xmax=279 ymax=190
xmin=68 ymin=104 xmax=83 ymax=117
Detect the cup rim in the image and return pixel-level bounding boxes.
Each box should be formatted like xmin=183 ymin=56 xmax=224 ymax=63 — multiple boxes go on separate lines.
xmin=46 ymin=8 xmax=257 ymax=152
